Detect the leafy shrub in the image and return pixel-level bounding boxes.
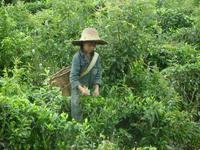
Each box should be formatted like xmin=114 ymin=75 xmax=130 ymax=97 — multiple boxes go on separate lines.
xmin=145 ymin=44 xmax=199 ymax=70
xmin=162 ymin=62 xmax=200 ymax=121
xmin=0 ymin=0 xmax=200 ymax=149
xmin=81 ymin=91 xmax=200 ymax=149
xmin=173 ymin=27 xmax=200 ymax=49
xmin=157 ymin=8 xmax=193 ymax=32
xmin=123 ymin=60 xmax=181 ymax=110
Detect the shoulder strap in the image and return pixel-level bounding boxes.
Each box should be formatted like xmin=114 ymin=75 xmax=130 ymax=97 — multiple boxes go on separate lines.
xmin=79 ymin=52 xmax=99 ymax=79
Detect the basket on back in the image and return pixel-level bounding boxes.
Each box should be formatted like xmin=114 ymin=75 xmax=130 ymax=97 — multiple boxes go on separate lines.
xmin=49 ymin=66 xmax=71 ymax=96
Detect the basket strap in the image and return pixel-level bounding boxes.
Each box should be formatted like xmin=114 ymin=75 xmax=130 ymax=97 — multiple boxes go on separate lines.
xmin=79 ymin=52 xmax=99 ymax=79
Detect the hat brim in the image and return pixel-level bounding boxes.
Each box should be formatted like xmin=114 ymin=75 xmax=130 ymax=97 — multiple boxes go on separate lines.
xmin=72 ymin=40 xmax=108 ymax=46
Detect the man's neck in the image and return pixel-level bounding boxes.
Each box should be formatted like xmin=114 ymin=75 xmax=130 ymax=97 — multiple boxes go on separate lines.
xmin=84 ymin=51 xmax=94 ymax=56
xmin=80 ymin=48 xmax=94 ymax=58
xmin=85 ymin=52 xmax=91 ymax=57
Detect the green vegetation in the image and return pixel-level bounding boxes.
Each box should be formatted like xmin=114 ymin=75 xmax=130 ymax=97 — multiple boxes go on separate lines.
xmin=0 ymin=0 xmax=200 ymax=149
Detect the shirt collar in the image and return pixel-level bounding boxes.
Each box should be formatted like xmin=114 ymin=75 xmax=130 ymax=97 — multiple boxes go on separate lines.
xmin=79 ymin=48 xmax=85 ymax=57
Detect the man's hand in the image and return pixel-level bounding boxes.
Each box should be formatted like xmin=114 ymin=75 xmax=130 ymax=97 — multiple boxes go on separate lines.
xmin=93 ymin=84 xmax=100 ymax=97
xmin=78 ymin=85 xmax=90 ymax=96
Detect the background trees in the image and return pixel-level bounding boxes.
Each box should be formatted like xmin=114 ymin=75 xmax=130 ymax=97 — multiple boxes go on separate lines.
xmin=0 ymin=0 xmax=200 ymax=149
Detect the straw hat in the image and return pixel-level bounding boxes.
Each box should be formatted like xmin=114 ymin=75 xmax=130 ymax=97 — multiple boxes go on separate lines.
xmin=72 ymin=27 xmax=108 ymax=46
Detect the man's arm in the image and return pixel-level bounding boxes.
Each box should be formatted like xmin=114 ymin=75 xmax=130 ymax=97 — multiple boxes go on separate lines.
xmin=93 ymin=56 xmax=102 ymax=96
xmin=93 ymin=56 xmax=102 ymax=87
xmin=70 ymin=53 xmax=81 ymax=89
xmin=70 ymin=53 xmax=90 ymax=96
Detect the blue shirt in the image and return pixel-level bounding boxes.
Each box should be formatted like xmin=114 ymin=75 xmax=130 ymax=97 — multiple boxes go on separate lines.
xmin=69 ymin=49 xmax=102 ymax=90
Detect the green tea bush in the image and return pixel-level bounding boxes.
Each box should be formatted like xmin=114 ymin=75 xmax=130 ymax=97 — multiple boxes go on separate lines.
xmin=162 ymin=62 xmax=200 ymax=121
xmin=172 ymin=26 xmax=200 ymax=50
xmin=81 ymin=90 xmax=200 ymax=149
xmin=0 ymin=61 xmax=106 ymax=150
xmin=145 ymin=44 xmax=199 ymax=70
xmin=0 ymin=93 xmax=103 ymax=149
xmin=157 ymin=8 xmax=193 ymax=32
xmin=1 ymin=0 xmax=200 ymax=149
xmin=96 ymin=0 xmax=159 ymax=82
xmin=1 ymin=60 xmax=200 ymax=149
xmin=123 ymin=60 xmax=181 ymax=110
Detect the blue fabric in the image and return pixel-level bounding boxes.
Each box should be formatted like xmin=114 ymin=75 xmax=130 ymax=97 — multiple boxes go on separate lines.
xmin=69 ymin=48 xmax=102 ymax=121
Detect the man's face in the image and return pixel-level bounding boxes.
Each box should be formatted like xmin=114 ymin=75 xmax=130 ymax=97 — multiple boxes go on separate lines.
xmin=83 ymin=41 xmax=96 ymax=53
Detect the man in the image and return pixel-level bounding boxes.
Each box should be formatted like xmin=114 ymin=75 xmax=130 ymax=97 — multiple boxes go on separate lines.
xmin=70 ymin=27 xmax=108 ymax=122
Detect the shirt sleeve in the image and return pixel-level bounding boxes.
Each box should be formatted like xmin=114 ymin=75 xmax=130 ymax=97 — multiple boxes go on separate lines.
xmin=94 ymin=56 xmax=102 ymax=86
xmin=70 ymin=53 xmax=81 ymax=89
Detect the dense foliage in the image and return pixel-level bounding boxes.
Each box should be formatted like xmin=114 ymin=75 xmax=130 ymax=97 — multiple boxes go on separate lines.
xmin=0 ymin=0 xmax=200 ymax=149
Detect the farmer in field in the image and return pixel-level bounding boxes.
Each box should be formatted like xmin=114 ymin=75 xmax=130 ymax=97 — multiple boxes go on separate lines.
xmin=70 ymin=27 xmax=108 ymax=122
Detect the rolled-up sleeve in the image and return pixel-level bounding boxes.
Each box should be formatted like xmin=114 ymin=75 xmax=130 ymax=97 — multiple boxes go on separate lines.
xmin=94 ymin=56 xmax=102 ymax=86
xmin=70 ymin=53 xmax=81 ymax=89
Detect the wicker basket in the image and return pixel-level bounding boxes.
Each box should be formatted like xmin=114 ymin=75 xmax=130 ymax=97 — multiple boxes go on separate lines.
xmin=49 ymin=66 xmax=71 ymax=96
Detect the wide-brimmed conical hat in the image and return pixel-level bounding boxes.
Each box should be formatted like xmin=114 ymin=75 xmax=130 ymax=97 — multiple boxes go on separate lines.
xmin=72 ymin=28 xmax=108 ymax=46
